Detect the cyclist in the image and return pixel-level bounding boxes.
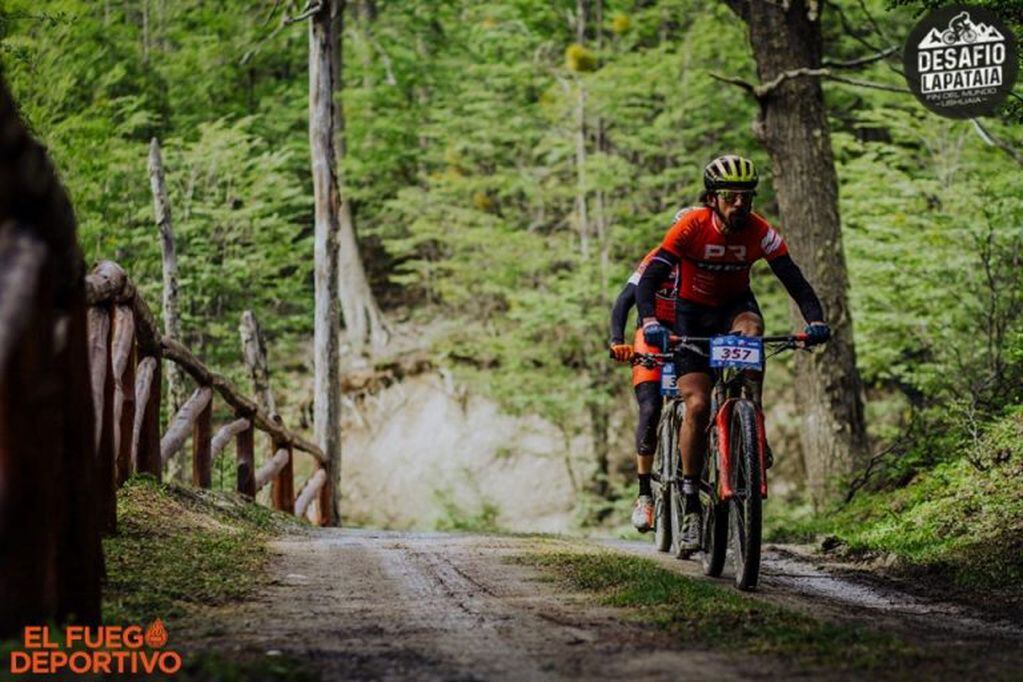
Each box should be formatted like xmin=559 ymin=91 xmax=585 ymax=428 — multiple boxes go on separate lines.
xmin=947 ymin=11 xmax=972 ymax=42
xmin=636 ymin=154 xmax=830 ymax=554
xmin=608 ymin=227 xmax=686 ymax=533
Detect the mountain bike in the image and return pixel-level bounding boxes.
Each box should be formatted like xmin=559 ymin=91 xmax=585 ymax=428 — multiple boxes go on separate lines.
xmin=636 ymin=332 xmax=813 ymax=590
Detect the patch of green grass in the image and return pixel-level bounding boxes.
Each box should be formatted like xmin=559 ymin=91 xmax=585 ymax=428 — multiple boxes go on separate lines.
xmin=102 ymin=476 xmax=300 ymax=624
xmin=765 ymin=408 xmax=1023 ymax=593
xmin=522 ymin=549 xmax=916 ymax=671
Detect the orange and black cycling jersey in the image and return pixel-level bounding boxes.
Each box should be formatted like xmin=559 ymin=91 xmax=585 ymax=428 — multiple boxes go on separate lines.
xmin=609 ymin=246 xmax=680 ymax=345
xmin=636 ymin=206 xmax=823 ymax=324
xmin=657 ymin=206 xmax=788 ymax=305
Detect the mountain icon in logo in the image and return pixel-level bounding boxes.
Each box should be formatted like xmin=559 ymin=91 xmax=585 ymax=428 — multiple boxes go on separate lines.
xmin=918 ymin=11 xmax=1005 ymax=48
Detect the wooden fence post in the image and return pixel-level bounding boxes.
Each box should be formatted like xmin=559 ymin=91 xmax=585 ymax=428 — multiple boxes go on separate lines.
xmin=192 ymin=398 xmax=212 ymax=489
xmin=236 ymin=422 xmax=256 ymax=497
xmin=271 ymin=441 xmax=294 ymax=514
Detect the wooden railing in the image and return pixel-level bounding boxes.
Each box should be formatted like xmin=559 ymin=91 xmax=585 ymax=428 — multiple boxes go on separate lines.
xmin=0 ymin=72 xmax=332 ymax=638
xmin=84 ymin=260 xmax=332 ymax=525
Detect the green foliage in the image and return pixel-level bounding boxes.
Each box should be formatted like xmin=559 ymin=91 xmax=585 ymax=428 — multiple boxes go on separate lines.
xmin=767 ymin=408 xmax=1023 ymax=592
xmin=3 ymin=0 xmax=1023 ymax=547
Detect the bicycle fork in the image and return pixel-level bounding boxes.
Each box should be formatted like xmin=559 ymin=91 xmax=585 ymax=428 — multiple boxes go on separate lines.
xmin=712 ymin=399 xmax=769 ymax=501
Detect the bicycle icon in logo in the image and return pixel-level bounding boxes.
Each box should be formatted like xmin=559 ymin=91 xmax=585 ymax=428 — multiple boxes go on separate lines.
xmin=942 ymin=11 xmax=977 ymax=45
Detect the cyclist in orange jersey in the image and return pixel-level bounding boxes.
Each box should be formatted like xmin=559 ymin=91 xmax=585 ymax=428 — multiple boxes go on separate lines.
xmin=637 ymin=155 xmax=830 ymax=553
xmin=609 ymin=230 xmax=686 ymax=532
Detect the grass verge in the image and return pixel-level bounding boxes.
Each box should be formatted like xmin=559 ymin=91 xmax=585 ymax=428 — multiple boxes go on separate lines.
xmin=107 ymin=477 xmax=316 ymax=680
xmin=521 ymin=548 xmax=916 ymax=673
xmin=765 ymin=407 xmax=1023 ymax=604
xmin=102 ymin=475 xmax=299 ymax=624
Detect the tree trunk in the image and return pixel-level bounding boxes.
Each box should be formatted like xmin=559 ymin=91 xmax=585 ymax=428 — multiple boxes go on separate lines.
xmin=309 ymin=0 xmax=343 ymax=526
xmin=330 ymin=1 xmax=389 ymax=358
xmin=239 ymin=310 xmax=278 ymax=419
xmin=726 ymin=0 xmax=869 ymax=506
xmin=148 ymin=138 xmax=189 ymax=480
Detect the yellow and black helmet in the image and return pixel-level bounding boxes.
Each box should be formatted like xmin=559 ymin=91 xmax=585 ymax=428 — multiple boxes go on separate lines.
xmin=703 ymin=154 xmax=759 ymax=191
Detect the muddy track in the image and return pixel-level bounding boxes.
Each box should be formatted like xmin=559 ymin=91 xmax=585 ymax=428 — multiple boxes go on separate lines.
xmin=179 ymin=529 xmax=1023 ymax=681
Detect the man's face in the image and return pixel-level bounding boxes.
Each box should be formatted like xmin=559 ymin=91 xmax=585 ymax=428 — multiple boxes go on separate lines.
xmin=714 ymin=190 xmax=755 ymax=231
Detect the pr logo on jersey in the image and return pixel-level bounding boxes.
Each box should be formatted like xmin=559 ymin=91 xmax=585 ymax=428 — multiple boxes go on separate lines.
xmin=703 ymin=244 xmax=747 ymax=260
xmin=903 ymin=4 xmax=1018 ymax=118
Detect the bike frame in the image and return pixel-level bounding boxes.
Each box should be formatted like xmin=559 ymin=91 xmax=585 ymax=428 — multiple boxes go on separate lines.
xmin=635 ymin=333 xmax=808 ymax=502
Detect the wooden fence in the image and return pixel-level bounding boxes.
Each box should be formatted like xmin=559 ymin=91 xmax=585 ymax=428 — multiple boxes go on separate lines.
xmin=0 ymin=72 xmax=331 ymax=639
xmin=84 ymin=260 xmax=332 ymax=527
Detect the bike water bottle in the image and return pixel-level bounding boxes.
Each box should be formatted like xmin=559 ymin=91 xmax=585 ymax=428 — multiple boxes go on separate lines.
xmin=660 ymin=361 xmax=679 ymax=397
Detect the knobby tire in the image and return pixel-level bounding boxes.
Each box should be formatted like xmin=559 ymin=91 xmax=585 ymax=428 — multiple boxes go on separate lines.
xmin=653 ymin=400 xmax=680 ymax=553
xmin=729 ymin=400 xmax=762 ymax=591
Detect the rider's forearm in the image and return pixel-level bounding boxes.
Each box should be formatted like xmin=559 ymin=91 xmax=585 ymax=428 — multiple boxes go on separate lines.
xmin=609 ymin=283 xmax=636 ymax=344
xmin=635 ymin=250 xmax=677 ymax=319
xmin=768 ymin=255 xmax=825 ymax=323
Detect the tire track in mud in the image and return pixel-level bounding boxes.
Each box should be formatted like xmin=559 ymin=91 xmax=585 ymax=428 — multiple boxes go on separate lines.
xmin=597 ymin=536 xmax=1023 ymax=669
xmin=177 ymin=529 xmax=777 ymax=681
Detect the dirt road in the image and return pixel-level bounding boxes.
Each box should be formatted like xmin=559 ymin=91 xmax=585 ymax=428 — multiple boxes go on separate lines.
xmin=179 ymin=528 xmax=1023 ymax=681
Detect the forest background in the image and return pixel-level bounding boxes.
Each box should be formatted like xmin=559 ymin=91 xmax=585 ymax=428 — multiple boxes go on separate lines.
xmin=2 ymin=0 xmax=1022 ymax=593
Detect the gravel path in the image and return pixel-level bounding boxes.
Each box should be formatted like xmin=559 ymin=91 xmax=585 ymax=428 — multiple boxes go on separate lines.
xmin=179 ymin=528 xmax=1023 ymax=681
xmin=179 ymin=529 xmax=781 ymax=681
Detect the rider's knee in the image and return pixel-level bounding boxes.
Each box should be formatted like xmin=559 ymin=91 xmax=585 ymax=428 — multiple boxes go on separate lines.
xmin=684 ymin=391 xmax=711 ymax=422
xmin=731 ymin=312 xmax=764 ymax=337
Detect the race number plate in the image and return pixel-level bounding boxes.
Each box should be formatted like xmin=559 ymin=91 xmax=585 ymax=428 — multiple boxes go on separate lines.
xmin=709 ymin=335 xmax=764 ymax=371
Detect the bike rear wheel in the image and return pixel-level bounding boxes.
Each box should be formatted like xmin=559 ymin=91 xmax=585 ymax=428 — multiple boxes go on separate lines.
xmin=653 ymin=400 xmax=681 ymax=552
xmin=728 ymin=400 xmax=763 ymax=591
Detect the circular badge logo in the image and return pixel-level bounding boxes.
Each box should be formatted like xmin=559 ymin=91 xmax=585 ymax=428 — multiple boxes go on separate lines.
xmin=903 ymin=4 xmax=1018 ymax=118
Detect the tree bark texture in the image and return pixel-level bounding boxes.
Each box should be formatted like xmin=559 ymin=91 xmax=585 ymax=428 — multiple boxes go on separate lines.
xmin=271 ymin=442 xmax=295 ymax=514
xmin=309 ymin=0 xmax=343 ymax=526
xmin=148 ymin=138 xmax=187 ymax=428
xmin=295 ymin=468 xmax=327 ymax=518
xmin=236 ymin=422 xmax=256 ymax=497
xmin=727 ymin=0 xmax=869 ymax=505
xmin=0 ymin=72 xmax=101 ymax=636
xmin=239 ymin=310 xmax=278 ymax=418
xmin=112 ymin=306 xmax=136 ymax=485
xmin=191 ymin=398 xmax=212 ymax=489
xmin=329 ymin=2 xmax=389 ymax=356
xmin=211 ymin=417 xmax=250 ymax=458
xmin=160 ymin=386 xmax=212 ymax=466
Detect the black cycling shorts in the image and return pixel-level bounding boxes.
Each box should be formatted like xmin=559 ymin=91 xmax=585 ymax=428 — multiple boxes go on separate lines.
xmin=673 ymin=291 xmax=762 ymax=376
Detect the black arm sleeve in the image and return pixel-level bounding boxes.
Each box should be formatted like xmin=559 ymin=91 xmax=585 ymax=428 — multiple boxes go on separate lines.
xmin=635 ymin=249 xmax=678 ymax=320
xmin=609 ymin=283 xmax=636 ymax=344
xmin=768 ymin=255 xmax=825 ymax=324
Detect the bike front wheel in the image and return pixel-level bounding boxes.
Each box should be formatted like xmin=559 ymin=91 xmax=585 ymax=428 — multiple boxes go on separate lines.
xmin=728 ymin=400 xmax=763 ymax=591
xmin=653 ymin=400 xmax=681 ymax=553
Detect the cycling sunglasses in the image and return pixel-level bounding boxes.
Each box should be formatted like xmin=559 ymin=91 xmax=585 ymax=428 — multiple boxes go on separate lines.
xmin=716 ymin=189 xmax=757 ymax=204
